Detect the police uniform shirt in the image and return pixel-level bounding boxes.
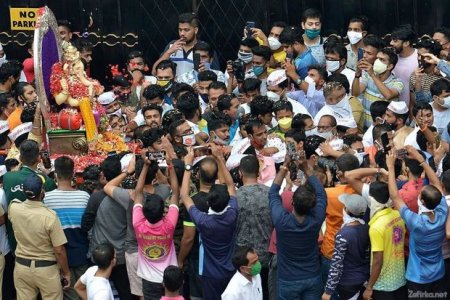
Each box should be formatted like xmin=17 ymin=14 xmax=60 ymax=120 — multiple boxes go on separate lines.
xmin=9 ymin=199 xmax=67 ymax=261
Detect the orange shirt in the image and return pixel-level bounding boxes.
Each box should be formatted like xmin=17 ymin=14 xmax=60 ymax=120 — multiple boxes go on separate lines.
xmin=320 ymin=184 xmax=356 ymax=259
xmin=8 ymin=107 xmax=23 ymax=131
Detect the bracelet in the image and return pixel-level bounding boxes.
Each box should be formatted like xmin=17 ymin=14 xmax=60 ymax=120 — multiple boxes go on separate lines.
xmin=355 ymin=75 xmax=361 ymax=78
xmin=419 ymin=160 xmax=426 ymax=166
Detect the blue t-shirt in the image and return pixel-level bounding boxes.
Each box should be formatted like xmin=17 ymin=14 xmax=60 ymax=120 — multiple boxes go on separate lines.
xmin=269 ymin=176 xmax=327 ymax=281
xmin=189 ymin=196 xmax=238 ymax=279
xmin=294 ymin=49 xmax=318 ymax=79
xmin=400 ymin=196 xmax=448 ymax=284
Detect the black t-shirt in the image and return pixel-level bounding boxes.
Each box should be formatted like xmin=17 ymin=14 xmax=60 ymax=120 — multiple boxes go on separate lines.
xmin=183 ymin=191 xmax=209 ymax=259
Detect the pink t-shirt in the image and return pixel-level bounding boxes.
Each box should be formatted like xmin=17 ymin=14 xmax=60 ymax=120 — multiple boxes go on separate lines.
xmin=133 ymin=204 xmax=179 ymax=283
xmin=392 ymin=49 xmax=418 ymax=105
xmin=161 ymin=296 xmax=185 ymax=300
xmin=268 ymin=190 xmax=294 ymax=254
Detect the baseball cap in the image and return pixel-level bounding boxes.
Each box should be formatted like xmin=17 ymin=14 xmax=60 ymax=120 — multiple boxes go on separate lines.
xmin=23 ymin=173 xmax=45 ymax=199
xmin=338 ymin=193 xmax=367 ymax=216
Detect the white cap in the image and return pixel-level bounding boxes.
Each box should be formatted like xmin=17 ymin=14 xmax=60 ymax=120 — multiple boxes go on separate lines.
xmin=98 ymin=91 xmax=117 ymax=105
xmin=0 ymin=121 xmax=9 ymax=134
xmin=267 ymin=69 xmax=287 ymax=86
xmin=8 ymin=122 xmax=32 ymax=141
xmin=337 ymin=118 xmax=357 ymax=128
xmin=387 ymin=101 xmax=408 ymax=114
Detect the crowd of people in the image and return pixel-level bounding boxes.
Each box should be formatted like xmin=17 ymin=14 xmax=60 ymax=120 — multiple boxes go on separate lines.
xmin=0 ymin=7 xmax=450 ymax=300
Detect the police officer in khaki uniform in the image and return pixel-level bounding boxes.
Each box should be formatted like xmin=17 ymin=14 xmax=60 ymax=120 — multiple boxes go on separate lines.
xmin=9 ymin=173 xmax=71 ymax=300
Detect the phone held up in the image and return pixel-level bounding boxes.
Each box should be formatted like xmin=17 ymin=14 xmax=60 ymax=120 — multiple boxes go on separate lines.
xmin=193 ymin=53 xmax=201 ymax=71
xmin=245 ymin=21 xmax=255 ymax=38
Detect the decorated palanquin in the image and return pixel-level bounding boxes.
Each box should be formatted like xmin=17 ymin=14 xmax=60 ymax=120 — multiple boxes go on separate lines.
xmin=34 ymin=7 xmax=133 ymax=172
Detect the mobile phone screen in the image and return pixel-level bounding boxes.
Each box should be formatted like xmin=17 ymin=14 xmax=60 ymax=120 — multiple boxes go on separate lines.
xmin=357 ymin=48 xmax=364 ymax=61
xmin=193 ymin=53 xmax=201 ymax=71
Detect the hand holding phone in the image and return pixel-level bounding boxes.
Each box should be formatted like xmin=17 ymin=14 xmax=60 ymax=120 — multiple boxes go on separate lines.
xmin=381 ymin=132 xmax=391 ymax=153
xmin=357 ymin=48 xmax=364 ymax=61
xmin=245 ymin=21 xmax=255 ymax=38
xmin=193 ymin=53 xmax=201 ymax=71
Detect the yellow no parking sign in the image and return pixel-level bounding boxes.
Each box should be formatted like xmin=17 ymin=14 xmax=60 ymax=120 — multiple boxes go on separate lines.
xmin=10 ymin=7 xmax=39 ymax=30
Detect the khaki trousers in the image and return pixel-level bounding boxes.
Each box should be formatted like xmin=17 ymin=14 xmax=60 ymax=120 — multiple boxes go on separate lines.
xmin=14 ymin=261 xmax=62 ymax=300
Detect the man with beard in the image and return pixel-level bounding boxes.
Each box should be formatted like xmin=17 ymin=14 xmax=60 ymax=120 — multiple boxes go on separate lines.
xmin=126 ymin=51 xmax=150 ymax=109
xmin=154 ymin=13 xmax=219 ymax=76
xmin=383 ymin=101 xmax=412 ymax=149
xmin=154 ymin=60 xmax=177 ymax=106
xmin=177 ymin=92 xmax=208 ymax=135
xmin=390 ymin=25 xmax=418 ymax=106
xmin=57 ymin=20 xmax=72 ymax=42
xmin=208 ymin=118 xmax=232 ymax=157
xmin=352 ymin=46 xmax=404 ymax=129
xmin=8 ymin=82 xmax=37 ymax=131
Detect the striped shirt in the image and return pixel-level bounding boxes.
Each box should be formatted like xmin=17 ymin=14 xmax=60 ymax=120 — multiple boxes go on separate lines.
xmin=44 ymin=189 xmax=90 ymax=267
xmin=359 ymin=72 xmax=404 ymax=128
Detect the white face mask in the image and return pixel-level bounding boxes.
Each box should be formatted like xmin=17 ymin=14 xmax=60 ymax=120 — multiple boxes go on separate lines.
xmin=373 ymin=59 xmax=388 ymax=75
xmin=328 ymin=95 xmax=349 ymax=109
xmin=417 ymin=196 xmax=434 ymax=215
xmin=268 ymin=37 xmax=281 ymax=51
xmin=304 ymin=75 xmax=315 ymax=86
xmin=213 ymin=134 xmax=228 ymax=145
xmin=347 ymin=31 xmax=363 ymax=45
xmin=437 ymin=95 xmax=450 ymax=109
xmin=353 ymin=150 xmax=366 ymax=166
xmin=326 ymin=60 xmax=340 ymax=73
xmin=368 ymin=195 xmax=390 ymax=219
xmin=182 ymin=133 xmax=196 ymax=147
xmin=238 ymin=51 xmax=253 ymax=64
xmin=309 ymin=127 xmax=334 ymax=140
xmin=107 ymin=108 xmax=122 ymax=118
xmin=266 ymin=91 xmax=281 ymax=102
xmin=342 ymin=209 xmax=365 ymax=227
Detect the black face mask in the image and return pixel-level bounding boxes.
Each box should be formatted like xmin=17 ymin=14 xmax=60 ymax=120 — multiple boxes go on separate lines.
xmin=388 ymin=121 xmax=397 ymax=131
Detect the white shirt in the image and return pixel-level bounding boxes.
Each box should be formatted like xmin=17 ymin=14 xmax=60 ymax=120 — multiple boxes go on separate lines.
xmin=0 ymin=189 xmax=10 ymax=256
xmin=80 ymin=266 xmax=114 ymax=300
xmin=313 ymin=96 xmax=353 ymax=125
xmin=362 ymin=124 xmax=374 ymax=148
xmin=404 ymin=126 xmax=421 ymax=149
xmin=432 ymin=103 xmax=450 ymax=136
xmin=221 ymin=271 xmax=263 ymax=300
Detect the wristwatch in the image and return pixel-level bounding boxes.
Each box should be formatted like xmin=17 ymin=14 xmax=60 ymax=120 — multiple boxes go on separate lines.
xmin=185 ymin=164 xmax=193 ymax=171
xmin=295 ymin=78 xmax=302 ymax=85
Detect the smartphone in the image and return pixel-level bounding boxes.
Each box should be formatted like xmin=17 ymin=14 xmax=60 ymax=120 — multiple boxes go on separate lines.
xmin=286 ymin=52 xmax=294 ymax=61
xmin=193 ymin=53 xmax=201 ymax=71
xmin=396 ymin=148 xmax=408 ymax=160
xmin=418 ymin=59 xmax=423 ymax=69
xmin=193 ymin=146 xmax=212 ymax=157
xmin=245 ymin=21 xmax=255 ymax=38
xmin=357 ymin=48 xmax=364 ymax=61
xmin=147 ymin=151 xmax=165 ymax=161
xmin=287 ymin=143 xmax=296 ymax=158
xmin=40 ymin=150 xmax=52 ymax=169
xmin=381 ymin=132 xmax=391 ymax=153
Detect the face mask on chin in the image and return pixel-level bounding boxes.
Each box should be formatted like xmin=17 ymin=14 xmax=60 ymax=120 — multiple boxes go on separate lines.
xmin=212 ymin=133 xmax=229 ymax=145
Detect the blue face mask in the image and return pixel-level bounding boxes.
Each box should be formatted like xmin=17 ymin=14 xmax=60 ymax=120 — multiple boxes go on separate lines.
xmin=252 ymin=65 xmax=265 ymax=77
xmin=305 ymin=28 xmax=320 ymax=39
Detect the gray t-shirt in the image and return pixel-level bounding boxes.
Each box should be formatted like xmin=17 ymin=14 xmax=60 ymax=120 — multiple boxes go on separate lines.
xmin=236 ymin=183 xmax=273 ymax=267
xmin=111 ymin=185 xmax=171 ymax=255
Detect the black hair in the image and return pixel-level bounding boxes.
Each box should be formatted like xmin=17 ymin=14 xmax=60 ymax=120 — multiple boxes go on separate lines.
xmin=172 ymin=82 xmax=195 ymax=100
xmin=349 ymin=16 xmax=369 ymax=31
xmin=327 ymin=73 xmax=350 ymax=94
xmin=208 ymin=81 xmax=226 ymax=91
xmin=336 ymin=154 xmax=359 ymax=172
xmin=127 ymin=50 xmax=144 ymax=62
xmin=430 ymin=78 xmax=450 ymax=97
xmin=198 ymin=70 xmax=217 ymax=83
xmin=143 ymin=193 xmax=165 ymax=223
xmin=194 ymin=41 xmax=213 ymax=58
xmin=135 ymin=159 xmax=159 ymax=185
xmin=379 ymin=47 xmax=399 ymax=68
xmin=250 ymin=96 xmax=273 ymax=117
xmin=370 ymin=101 xmax=390 ymax=122
xmin=0 ymin=93 xmax=14 ymax=115
xmin=112 ymin=75 xmax=131 ymax=88
xmin=421 ymin=185 xmax=442 ymax=210
xmin=168 ymin=119 xmax=187 ymax=139
xmin=244 ymin=118 xmax=264 ymax=135
xmin=205 ymin=184 xmax=229 ymax=212
xmin=369 ymin=181 xmax=390 ymax=204
xmin=232 ymin=245 xmax=254 ymax=270
xmin=292 ymin=113 xmax=312 ymax=131
xmin=177 ymin=92 xmax=200 ymax=120
xmin=217 ymin=94 xmax=235 ymax=111
xmin=57 ymin=19 xmax=72 ymax=31
xmin=133 ymin=124 xmax=151 ymax=141
xmin=156 ymin=60 xmax=177 ymax=76
xmin=412 ymin=102 xmax=433 ymax=117
xmin=19 ymin=140 xmax=39 ymax=166
xmin=324 ymin=43 xmax=347 ymax=61
xmin=20 ymin=105 xmax=35 ymax=123
xmin=55 ymin=156 xmax=74 ymax=180
xmin=14 ymin=82 xmax=33 ymax=103
xmin=72 ymin=37 xmax=93 ymax=53
xmin=0 ymin=127 xmax=9 ymax=148
xmin=343 ymin=134 xmax=362 ymax=147
xmin=272 ymin=21 xmax=287 ymax=29
xmin=142 ymin=85 xmax=165 ymax=101
xmin=162 ymin=109 xmax=184 ymax=134
xmin=285 ymin=129 xmax=306 ymax=143
xmin=416 ymin=38 xmax=443 ymax=57
xmin=442 ymin=169 xmax=450 ymax=193
xmin=417 ymin=126 xmax=437 ymax=152
xmin=242 ymin=78 xmax=261 ymax=93
xmin=100 ymin=156 xmax=122 ymax=181
xmin=163 ymin=265 xmax=183 ymax=292
xmin=405 ymin=156 xmax=425 ymax=177
xmin=302 ymin=8 xmax=322 ymax=23
xmin=0 ymin=60 xmax=22 ymax=84
xmin=4 ymin=158 xmax=19 ymax=171
xmin=304 ymin=135 xmax=326 ymax=159
xmin=292 ymin=183 xmax=317 ymax=215
xmin=391 ymin=24 xmax=416 ymax=44
xmin=208 ymin=118 xmax=228 ymax=132
xmin=308 ymin=64 xmax=328 ymax=81
xmin=93 ymin=243 xmax=115 ymax=270
xmin=434 ymin=27 xmax=450 ymax=40
xmin=252 ymin=45 xmax=271 ymax=61
xmin=273 ymin=100 xmax=293 ymax=115
xmin=240 ymin=38 xmax=259 ymax=49
xmin=239 ymin=155 xmax=259 ymax=177
xmin=178 ymin=12 xmax=199 ymax=27
xmin=372 ymin=123 xmax=391 ymax=142
xmin=142 ymin=104 xmax=163 ymax=118
xmin=199 ymin=157 xmax=218 ymax=185
xmin=279 ymin=26 xmax=304 ymax=45
xmin=363 ymin=34 xmax=386 ymax=51
xmin=141 ymin=127 xmax=164 ymax=148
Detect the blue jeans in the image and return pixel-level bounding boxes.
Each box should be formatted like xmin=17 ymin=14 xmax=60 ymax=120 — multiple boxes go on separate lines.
xmin=278 ymin=274 xmax=323 ymax=300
